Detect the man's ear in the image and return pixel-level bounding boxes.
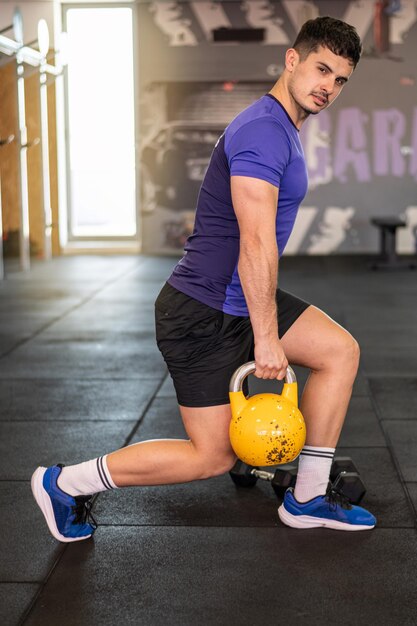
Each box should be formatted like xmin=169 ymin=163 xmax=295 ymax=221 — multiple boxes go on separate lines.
xmin=285 ymin=48 xmax=300 ymax=72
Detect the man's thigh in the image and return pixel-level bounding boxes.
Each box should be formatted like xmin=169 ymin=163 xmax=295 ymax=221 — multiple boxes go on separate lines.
xmin=280 ymin=305 xmax=356 ymax=369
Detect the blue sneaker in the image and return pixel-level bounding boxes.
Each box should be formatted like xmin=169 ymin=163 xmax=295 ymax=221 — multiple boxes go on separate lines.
xmin=278 ymin=487 xmax=376 ymax=531
xmin=31 ymin=465 xmax=97 ymax=543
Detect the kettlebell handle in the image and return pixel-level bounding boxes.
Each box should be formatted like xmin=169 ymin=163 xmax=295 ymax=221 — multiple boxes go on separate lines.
xmin=229 ymin=361 xmax=296 ymax=393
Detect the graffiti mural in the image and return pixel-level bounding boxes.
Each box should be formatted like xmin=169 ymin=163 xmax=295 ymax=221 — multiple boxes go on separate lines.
xmin=138 ymin=0 xmax=417 ymax=255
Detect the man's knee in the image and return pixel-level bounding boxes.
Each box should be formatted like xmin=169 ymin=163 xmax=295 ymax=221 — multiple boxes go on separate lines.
xmin=198 ymin=451 xmax=237 ymax=480
xmin=332 ymin=332 xmax=360 ymax=374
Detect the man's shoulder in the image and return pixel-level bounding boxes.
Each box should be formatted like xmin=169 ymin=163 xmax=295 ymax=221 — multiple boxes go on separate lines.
xmin=229 ymin=95 xmax=282 ymax=127
xmin=225 ymin=99 xmax=291 ymax=149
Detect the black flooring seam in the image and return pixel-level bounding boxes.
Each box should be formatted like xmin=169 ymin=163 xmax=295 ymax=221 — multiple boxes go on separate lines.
xmin=18 ymin=546 xmax=66 ymax=626
xmin=0 ymin=581 xmax=43 ymax=585
xmin=116 ymin=371 xmax=170 ymax=449
xmin=18 ymin=373 xmax=168 ymax=625
xmin=18 ymin=372 xmax=168 ymax=626
xmin=378 ymin=421 xmax=417 ymax=526
xmin=88 ymin=371 xmax=169 ymax=509
xmin=0 ymin=258 xmax=148 ymax=361
xmin=380 ymin=418 xmax=417 ymax=422
xmin=367 ymin=380 xmax=417 ymax=527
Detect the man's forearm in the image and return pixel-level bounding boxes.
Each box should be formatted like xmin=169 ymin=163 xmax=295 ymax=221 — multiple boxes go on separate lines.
xmin=238 ymin=236 xmax=279 ymax=341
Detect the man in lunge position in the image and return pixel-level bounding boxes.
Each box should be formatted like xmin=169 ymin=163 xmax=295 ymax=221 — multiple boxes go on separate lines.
xmin=32 ymin=16 xmax=376 ymax=542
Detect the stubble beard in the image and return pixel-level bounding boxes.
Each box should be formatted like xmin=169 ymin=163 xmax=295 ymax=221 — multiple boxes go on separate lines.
xmin=288 ymin=83 xmax=320 ymax=119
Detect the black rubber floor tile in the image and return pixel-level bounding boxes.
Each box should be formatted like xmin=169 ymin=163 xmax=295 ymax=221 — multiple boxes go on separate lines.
xmin=383 ymin=420 xmax=417 ymax=482
xmin=0 ymin=296 xmax=82 ymax=315
xmin=132 ymin=257 xmax=177 ymax=281
xmin=0 ymin=340 xmax=166 ymax=380
xmin=351 ymin=372 xmax=370 ymax=396
xmin=344 ymin=308 xmax=417 ymax=329
xmin=0 ymin=483 xmax=64 ymax=581
xmin=94 ymin=472 xmax=279 ymax=527
xmin=360 ymin=347 xmax=417 ymax=377
xmin=0 ymin=421 xmax=136 ymax=480
xmin=40 ymin=327 xmax=156 ymax=344
xmin=351 ymin=326 xmax=417 ymax=348
xmin=94 ymin=282 xmax=164 ymax=305
xmin=132 ymin=396 xmax=185 ymax=440
xmin=9 ymin=256 xmax=140 ymax=284
xmin=338 ymin=447 xmax=414 ymax=528
xmin=338 ymin=397 xmax=386 ymax=447
xmin=0 ymin=314 xmax=78 ymax=356
xmin=155 ymin=375 xmax=175 ymax=398
xmin=45 ymin=307 xmax=157 ymax=335
xmin=405 ymin=483 xmax=417 ymax=520
xmin=0 ymin=336 xmax=24 ymax=358
xmin=369 ymin=378 xmax=417 ymax=420
xmin=0 ymin=379 xmax=160 ymax=422
xmin=0 ymin=583 xmax=39 ymax=626
xmin=25 ymin=527 xmax=417 ymax=626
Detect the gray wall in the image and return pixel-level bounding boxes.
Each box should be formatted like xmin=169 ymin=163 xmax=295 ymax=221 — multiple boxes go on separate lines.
xmin=138 ymin=0 xmax=417 ymax=255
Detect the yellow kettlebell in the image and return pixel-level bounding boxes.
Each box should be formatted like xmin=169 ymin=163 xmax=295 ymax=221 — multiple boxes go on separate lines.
xmin=229 ymin=361 xmax=306 ymax=466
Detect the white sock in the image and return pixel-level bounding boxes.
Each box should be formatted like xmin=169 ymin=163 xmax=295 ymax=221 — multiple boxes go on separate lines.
xmin=57 ymin=455 xmax=118 ymax=497
xmin=294 ymin=445 xmax=336 ymax=503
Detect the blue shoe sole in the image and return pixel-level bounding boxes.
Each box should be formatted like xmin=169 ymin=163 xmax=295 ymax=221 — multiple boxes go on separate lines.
xmin=278 ymin=502 xmax=376 ymax=531
xmin=31 ymin=467 xmax=93 ymax=543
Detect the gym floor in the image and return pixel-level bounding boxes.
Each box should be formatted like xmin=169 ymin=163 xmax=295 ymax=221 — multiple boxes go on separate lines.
xmin=1 ymin=254 xmax=417 ymax=626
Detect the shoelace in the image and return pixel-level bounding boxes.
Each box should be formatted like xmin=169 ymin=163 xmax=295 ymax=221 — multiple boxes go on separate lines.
xmin=72 ymin=496 xmax=98 ymax=529
xmin=325 ymin=487 xmax=353 ymax=513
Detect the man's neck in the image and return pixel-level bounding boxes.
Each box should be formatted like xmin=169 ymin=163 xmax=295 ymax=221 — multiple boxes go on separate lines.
xmin=269 ymin=80 xmax=309 ymax=130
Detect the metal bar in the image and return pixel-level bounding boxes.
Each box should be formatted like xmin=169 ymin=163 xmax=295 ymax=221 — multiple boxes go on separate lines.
xmin=229 ymin=361 xmax=297 ymax=393
xmin=0 ymin=35 xmax=54 ymax=68
xmin=16 ymin=62 xmax=30 ymax=270
xmin=17 ymin=46 xmax=44 ymax=67
xmin=0 ymin=135 xmax=14 ymax=280
xmin=0 ymin=34 xmax=21 ymax=56
xmin=387 ymin=227 xmax=397 ymax=264
xmin=251 ymin=469 xmax=274 ymax=481
xmin=39 ymin=70 xmax=52 ymax=260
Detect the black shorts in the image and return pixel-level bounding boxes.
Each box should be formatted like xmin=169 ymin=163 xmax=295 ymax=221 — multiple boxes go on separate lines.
xmin=155 ymin=282 xmax=310 ymax=408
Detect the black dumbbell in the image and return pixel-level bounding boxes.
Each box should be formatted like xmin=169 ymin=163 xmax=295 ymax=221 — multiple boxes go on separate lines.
xmin=229 ymin=456 xmax=366 ymax=504
xmin=330 ymin=457 xmax=366 ymax=504
xmin=271 ymin=467 xmax=298 ymax=498
xmin=229 ymin=462 xmax=297 ymax=496
xmin=229 ymin=460 xmax=258 ymax=487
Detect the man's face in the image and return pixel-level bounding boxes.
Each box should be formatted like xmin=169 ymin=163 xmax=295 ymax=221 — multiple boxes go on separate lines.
xmin=287 ymin=45 xmax=354 ymax=115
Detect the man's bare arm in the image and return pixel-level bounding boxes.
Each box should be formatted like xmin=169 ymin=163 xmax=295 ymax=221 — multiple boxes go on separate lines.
xmin=231 ymin=175 xmax=288 ymax=380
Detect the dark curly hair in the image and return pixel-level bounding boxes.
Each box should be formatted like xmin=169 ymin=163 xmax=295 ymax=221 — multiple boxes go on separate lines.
xmin=293 ymin=16 xmax=362 ymax=67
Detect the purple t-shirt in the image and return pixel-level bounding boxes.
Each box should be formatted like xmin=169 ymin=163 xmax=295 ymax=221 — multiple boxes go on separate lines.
xmin=168 ymin=94 xmax=308 ymax=316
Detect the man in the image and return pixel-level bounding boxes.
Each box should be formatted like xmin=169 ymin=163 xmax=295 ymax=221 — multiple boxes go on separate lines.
xmin=31 ymin=16 xmax=376 ymax=542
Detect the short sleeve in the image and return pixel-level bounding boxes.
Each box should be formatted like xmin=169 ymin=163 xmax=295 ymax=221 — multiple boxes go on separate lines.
xmin=225 ymin=117 xmax=291 ymax=188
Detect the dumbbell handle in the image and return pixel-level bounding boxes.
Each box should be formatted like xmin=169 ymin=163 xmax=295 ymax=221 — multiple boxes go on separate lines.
xmin=250 ymin=469 xmax=274 ymax=481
